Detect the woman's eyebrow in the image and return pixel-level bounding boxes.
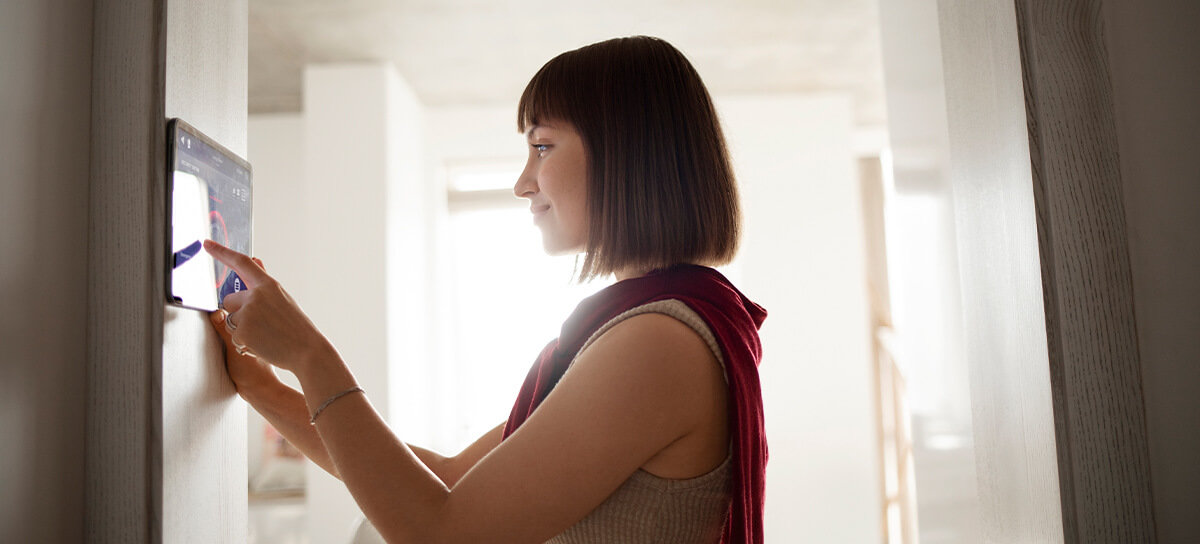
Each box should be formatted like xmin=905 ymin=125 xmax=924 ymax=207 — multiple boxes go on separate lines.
xmin=526 ymin=124 xmax=554 ymax=138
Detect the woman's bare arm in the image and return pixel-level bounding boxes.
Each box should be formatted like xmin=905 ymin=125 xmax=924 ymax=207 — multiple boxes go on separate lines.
xmin=243 ymin=379 xmax=342 ymax=477
xmin=299 ymin=313 xmax=715 ymax=544
xmin=242 ymin=379 xmax=504 ymax=486
xmin=406 ymin=422 xmax=505 ymax=487
xmin=212 ymin=306 xmax=505 ymax=485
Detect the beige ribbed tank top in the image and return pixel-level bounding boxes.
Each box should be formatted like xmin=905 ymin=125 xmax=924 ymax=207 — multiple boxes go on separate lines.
xmin=546 ymin=299 xmax=732 ymax=544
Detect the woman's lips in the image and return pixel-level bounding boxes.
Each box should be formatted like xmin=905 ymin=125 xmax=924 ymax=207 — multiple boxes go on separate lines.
xmin=531 ymin=205 xmax=550 ymax=222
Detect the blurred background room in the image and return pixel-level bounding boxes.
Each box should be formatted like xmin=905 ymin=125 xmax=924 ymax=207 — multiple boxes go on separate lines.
xmin=243 ymin=1 xmax=974 ymax=542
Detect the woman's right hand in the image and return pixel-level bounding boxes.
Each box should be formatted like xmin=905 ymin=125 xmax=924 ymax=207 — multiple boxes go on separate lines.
xmin=210 ymin=308 xmax=283 ymax=398
xmin=208 ymin=257 xmax=284 ymax=399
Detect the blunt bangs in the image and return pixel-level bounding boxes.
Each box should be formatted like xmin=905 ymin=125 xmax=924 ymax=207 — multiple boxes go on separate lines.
xmin=517 ymin=48 xmax=588 ymax=135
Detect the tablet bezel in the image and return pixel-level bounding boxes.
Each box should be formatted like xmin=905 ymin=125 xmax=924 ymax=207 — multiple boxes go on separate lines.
xmin=166 ymin=117 xmax=254 ymax=312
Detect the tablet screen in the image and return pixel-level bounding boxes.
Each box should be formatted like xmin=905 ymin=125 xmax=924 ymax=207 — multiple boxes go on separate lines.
xmin=168 ymin=119 xmax=252 ymax=311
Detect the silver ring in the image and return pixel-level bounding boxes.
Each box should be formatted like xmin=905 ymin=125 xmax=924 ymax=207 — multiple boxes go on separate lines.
xmin=225 ymin=312 xmax=238 ymax=332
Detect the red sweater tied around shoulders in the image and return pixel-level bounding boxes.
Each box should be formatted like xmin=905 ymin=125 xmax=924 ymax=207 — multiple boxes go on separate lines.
xmin=503 ymin=265 xmax=768 ymax=544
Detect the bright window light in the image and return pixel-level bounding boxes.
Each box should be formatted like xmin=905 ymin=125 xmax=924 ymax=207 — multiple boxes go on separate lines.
xmin=449 ymin=168 xmax=524 ymax=192
xmin=445 ymin=204 xmax=610 ymax=450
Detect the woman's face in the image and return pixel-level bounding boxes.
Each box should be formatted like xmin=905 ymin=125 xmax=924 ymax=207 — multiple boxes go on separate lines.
xmin=514 ymin=120 xmax=589 ymax=255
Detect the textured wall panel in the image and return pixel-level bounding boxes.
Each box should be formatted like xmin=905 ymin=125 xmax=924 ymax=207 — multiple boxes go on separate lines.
xmin=1014 ymin=1 xmax=1156 ymax=542
xmin=85 ymin=0 xmax=166 ymax=540
xmin=162 ymin=0 xmax=249 ymax=541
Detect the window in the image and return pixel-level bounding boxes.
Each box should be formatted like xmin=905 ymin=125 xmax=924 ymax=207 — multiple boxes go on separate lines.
xmin=441 ymin=167 xmax=609 ymax=451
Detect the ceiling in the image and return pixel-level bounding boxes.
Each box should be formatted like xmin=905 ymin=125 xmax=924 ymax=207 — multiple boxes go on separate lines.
xmin=249 ymin=0 xmax=887 ymax=126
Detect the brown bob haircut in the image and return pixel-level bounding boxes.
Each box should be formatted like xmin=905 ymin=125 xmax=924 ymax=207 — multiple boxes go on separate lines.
xmin=518 ymin=36 xmax=740 ymax=280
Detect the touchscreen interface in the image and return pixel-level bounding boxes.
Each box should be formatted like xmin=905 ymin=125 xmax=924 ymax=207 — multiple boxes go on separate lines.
xmin=169 ymin=121 xmax=252 ymax=311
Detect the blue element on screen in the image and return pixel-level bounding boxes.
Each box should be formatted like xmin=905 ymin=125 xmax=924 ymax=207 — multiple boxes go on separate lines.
xmin=218 ymin=270 xmax=246 ymax=305
xmin=173 ymin=240 xmax=203 ymax=269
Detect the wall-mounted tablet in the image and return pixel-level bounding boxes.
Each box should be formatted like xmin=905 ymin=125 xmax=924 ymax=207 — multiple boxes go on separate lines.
xmin=167 ymin=118 xmax=252 ymax=311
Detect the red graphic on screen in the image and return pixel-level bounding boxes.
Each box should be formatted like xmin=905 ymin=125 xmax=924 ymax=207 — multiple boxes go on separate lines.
xmin=210 ymin=206 xmax=230 ymax=288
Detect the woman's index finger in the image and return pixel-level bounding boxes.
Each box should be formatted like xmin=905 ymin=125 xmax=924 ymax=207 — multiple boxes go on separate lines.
xmin=203 ymin=240 xmax=271 ymax=288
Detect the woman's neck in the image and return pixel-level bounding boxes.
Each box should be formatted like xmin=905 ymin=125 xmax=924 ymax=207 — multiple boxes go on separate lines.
xmin=614 ymin=267 xmax=653 ymax=282
xmin=614 ymin=262 xmax=703 ymax=281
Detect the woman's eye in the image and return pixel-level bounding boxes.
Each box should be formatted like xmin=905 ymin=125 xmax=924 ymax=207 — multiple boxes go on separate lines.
xmin=532 ymin=144 xmax=550 ymax=155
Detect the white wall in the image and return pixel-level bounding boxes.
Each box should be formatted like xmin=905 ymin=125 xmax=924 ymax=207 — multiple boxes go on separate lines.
xmin=249 ymin=63 xmax=427 ymax=544
xmin=247 ymin=115 xmax=308 ymax=299
xmin=1103 ymin=0 xmax=1200 ymax=540
xmin=0 ymin=0 xmax=92 ymax=541
xmin=719 ymin=95 xmax=882 ymax=543
xmin=876 ymin=0 xmax=983 ymax=541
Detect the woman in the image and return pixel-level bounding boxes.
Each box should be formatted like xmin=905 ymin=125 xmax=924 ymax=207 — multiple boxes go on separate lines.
xmin=208 ymin=36 xmax=767 ymax=543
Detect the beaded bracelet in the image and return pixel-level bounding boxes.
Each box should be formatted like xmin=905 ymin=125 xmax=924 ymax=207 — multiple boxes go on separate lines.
xmin=309 ymin=386 xmax=364 ymax=425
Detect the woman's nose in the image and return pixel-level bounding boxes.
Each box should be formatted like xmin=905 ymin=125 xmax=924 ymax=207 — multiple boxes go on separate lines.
xmin=513 ymin=164 xmax=537 ymax=198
